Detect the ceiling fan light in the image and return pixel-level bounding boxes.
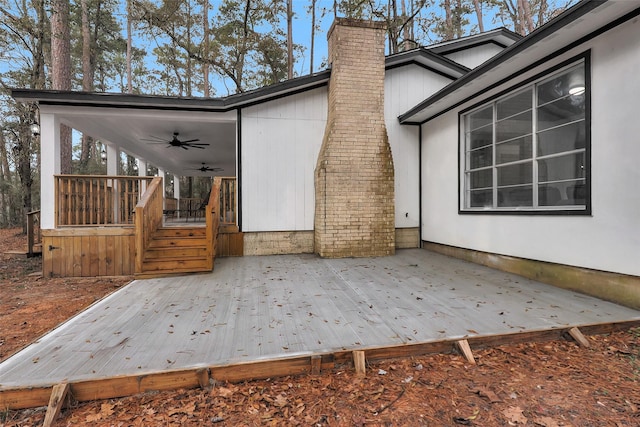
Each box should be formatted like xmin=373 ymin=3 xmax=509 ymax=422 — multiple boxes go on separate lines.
xmin=569 ymin=85 xmax=585 ymax=96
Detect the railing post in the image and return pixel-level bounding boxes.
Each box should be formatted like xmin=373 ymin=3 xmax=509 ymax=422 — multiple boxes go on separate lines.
xmin=27 ymin=212 xmax=35 ymax=258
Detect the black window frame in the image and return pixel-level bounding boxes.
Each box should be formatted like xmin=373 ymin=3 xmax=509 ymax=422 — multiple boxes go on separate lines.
xmin=458 ymin=52 xmax=591 ymax=216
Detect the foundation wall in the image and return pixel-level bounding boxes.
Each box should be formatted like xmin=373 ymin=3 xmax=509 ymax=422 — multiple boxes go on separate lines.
xmin=423 ymin=241 xmax=640 ymax=310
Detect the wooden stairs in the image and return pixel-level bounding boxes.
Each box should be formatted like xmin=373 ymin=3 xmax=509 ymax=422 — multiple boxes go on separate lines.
xmin=136 ymin=226 xmax=213 ymax=278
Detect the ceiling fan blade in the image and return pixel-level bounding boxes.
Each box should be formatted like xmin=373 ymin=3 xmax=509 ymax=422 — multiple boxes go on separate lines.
xmin=180 ymin=138 xmax=200 ymax=143
xmin=188 ymin=145 xmax=206 ymax=149
xmin=181 ymin=145 xmax=189 ymax=150
xmin=141 ymin=135 xmax=167 ymax=142
xmin=187 ymin=143 xmax=210 ymax=147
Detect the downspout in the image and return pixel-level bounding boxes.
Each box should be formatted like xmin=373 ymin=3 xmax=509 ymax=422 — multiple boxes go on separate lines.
xmin=236 ymin=108 xmax=242 ymax=231
xmin=418 ymin=124 xmax=423 ymax=249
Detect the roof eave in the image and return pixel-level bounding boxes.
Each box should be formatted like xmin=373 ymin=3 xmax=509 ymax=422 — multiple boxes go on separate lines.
xmin=12 ymin=70 xmax=332 ymax=111
xmin=398 ymin=0 xmax=610 ymax=125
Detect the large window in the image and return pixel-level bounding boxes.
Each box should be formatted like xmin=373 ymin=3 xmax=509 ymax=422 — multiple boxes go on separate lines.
xmin=462 ymin=61 xmax=588 ymax=213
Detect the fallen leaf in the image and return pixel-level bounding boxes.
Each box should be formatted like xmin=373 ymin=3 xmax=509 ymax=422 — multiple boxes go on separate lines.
xmin=100 ymin=403 xmax=115 ymax=417
xmin=167 ymin=401 xmax=196 ymax=416
xmin=216 ymin=386 xmax=235 ymax=398
xmin=533 ymin=416 xmax=560 ymax=427
xmin=86 ymin=413 xmax=102 ymax=422
xmin=472 ymin=386 xmax=502 ymax=403
xmin=503 ymin=406 xmax=527 ymax=424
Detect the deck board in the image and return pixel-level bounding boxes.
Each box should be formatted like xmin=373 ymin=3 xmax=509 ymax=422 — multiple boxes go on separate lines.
xmin=1 ymin=249 xmax=639 ymax=392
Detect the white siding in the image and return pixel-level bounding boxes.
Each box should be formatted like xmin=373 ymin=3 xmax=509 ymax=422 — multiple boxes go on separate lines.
xmin=443 ymin=44 xmax=505 ymax=69
xmin=421 ymin=17 xmax=640 ymax=276
xmin=241 ymin=87 xmax=327 ymax=232
xmin=385 ymin=65 xmax=454 ymax=228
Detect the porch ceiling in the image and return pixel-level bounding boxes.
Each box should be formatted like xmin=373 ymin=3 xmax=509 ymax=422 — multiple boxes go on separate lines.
xmin=41 ymin=104 xmax=237 ymax=177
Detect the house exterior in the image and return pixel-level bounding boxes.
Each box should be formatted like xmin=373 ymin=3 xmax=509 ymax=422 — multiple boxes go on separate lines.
xmin=12 ymin=0 xmax=639 ymax=307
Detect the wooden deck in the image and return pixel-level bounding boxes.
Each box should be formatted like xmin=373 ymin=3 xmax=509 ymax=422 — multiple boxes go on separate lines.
xmin=1 ymin=249 xmax=639 ymax=409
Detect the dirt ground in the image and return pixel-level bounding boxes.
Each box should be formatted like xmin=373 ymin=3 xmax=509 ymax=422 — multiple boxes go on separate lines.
xmin=0 ymin=227 xmax=639 ymax=426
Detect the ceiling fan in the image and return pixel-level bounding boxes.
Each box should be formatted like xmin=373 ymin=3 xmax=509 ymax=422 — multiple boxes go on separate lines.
xmin=142 ymin=132 xmax=209 ymax=150
xmin=190 ymin=163 xmax=223 ymax=173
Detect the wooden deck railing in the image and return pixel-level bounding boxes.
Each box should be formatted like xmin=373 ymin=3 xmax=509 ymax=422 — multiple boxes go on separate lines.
xmin=26 ymin=210 xmax=41 ymax=257
xmin=55 ymin=175 xmax=154 ymax=226
xmin=219 ymin=177 xmax=237 ymax=227
xmin=134 ymin=177 xmax=164 ymax=274
xmin=206 ymin=177 xmax=223 ymax=269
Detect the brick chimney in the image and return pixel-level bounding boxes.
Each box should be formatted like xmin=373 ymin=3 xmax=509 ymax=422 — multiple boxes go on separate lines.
xmin=314 ymin=19 xmax=395 ymax=258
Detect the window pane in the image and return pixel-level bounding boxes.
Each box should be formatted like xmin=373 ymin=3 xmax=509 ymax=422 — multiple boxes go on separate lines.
xmin=496 ymin=110 xmax=532 ymax=143
xmin=468 ymin=125 xmax=493 ymax=150
xmin=468 ymin=106 xmax=492 ymax=131
xmin=498 ymin=185 xmax=532 ymax=207
xmin=496 ymin=136 xmax=532 ymax=165
xmin=565 ymin=180 xmax=586 ymax=205
xmin=538 ymin=65 xmax=585 ymax=105
xmin=469 ymin=146 xmax=493 ymax=169
xmin=497 ymin=162 xmax=532 ymax=186
xmin=538 ymin=182 xmax=585 ymax=206
xmin=537 ymin=96 xmax=585 ymax=131
xmin=537 ymin=121 xmax=585 ymax=156
xmin=469 ymin=189 xmax=493 ymax=207
xmin=538 ymin=184 xmax=563 ymax=206
xmin=497 ymin=89 xmax=531 ymax=120
xmin=538 ymin=152 xmax=585 ymax=183
xmin=469 ymin=169 xmax=492 ymax=189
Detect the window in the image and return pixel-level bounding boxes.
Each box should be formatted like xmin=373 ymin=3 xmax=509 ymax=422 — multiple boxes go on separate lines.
xmin=462 ymin=61 xmax=588 ymax=213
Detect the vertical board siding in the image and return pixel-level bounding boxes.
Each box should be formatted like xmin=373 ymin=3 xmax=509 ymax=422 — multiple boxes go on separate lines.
xmin=241 ymin=87 xmax=327 ymax=232
xmin=442 ymin=44 xmax=505 ymax=69
xmin=42 ymin=228 xmax=135 ymax=277
xmin=384 ymin=65 xmax=455 ymax=229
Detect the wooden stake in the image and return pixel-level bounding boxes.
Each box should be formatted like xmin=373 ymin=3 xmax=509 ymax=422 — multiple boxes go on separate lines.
xmin=353 ymin=350 xmax=366 ymax=376
xmin=456 ymin=339 xmax=476 ymax=364
xmin=567 ymin=327 xmax=590 ymax=348
xmin=43 ymin=383 xmax=69 ymax=427
xmin=310 ymin=355 xmax=322 ymax=375
xmin=196 ymin=368 xmax=210 ymax=389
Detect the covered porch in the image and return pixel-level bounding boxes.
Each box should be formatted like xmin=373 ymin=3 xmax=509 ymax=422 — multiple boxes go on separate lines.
xmin=24 ymin=93 xmax=243 ymax=277
xmin=1 ymin=249 xmax=639 ymax=409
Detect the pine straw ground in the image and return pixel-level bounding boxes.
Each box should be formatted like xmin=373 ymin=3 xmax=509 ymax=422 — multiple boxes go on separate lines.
xmin=0 ymin=228 xmax=639 ymax=426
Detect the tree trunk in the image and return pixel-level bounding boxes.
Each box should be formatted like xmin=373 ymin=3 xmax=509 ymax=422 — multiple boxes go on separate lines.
xmin=127 ymin=0 xmax=133 ymax=93
xmin=310 ymin=0 xmax=316 ymax=74
xmin=473 ymin=0 xmax=484 ymax=32
xmin=522 ymin=0 xmax=535 ymax=34
xmin=516 ymin=0 xmax=525 ymax=35
xmin=0 ymin=131 xmax=10 ymax=226
xmin=51 ymin=0 xmax=73 ymax=174
xmin=34 ymin=0 xmax=47 ymax=90
xmin=287 ymin=0 xmax=293 ymax=79
xmin=444 ymin=0 xmax=454 ymax=40
xmin=80 ymin=0 xmax=93 ymax=170
xmin=186 ymin=0 xmax=193 ymax=96
xmin=538 ymin=0 xmax=547 ymax=27
xmin=203 ymin=0 xmax=210 ymax=97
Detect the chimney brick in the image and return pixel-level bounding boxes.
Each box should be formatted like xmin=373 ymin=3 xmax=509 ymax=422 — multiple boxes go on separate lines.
xmin=314 ymin=19 xmax=395 ymax=258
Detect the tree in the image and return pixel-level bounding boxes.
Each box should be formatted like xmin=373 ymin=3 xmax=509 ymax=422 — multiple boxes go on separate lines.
xmin=472 ymin=0 xmax=485 ymax=32
xmin=308 ymin=0 xmax=316 ymax=74
xmin=202 ymin=0 xmax=210 ymax=96
xmin=286 ymin=0 xmax=293 ymax=79
xmin=0 ymin=0 xmax=48 ymax=226
xmin=50 ymin=0 xmax=73 ymax=174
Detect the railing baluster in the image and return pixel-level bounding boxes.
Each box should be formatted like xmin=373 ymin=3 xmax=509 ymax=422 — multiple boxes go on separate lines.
xmin=54 ymin=175 xmax=154 ymax=227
